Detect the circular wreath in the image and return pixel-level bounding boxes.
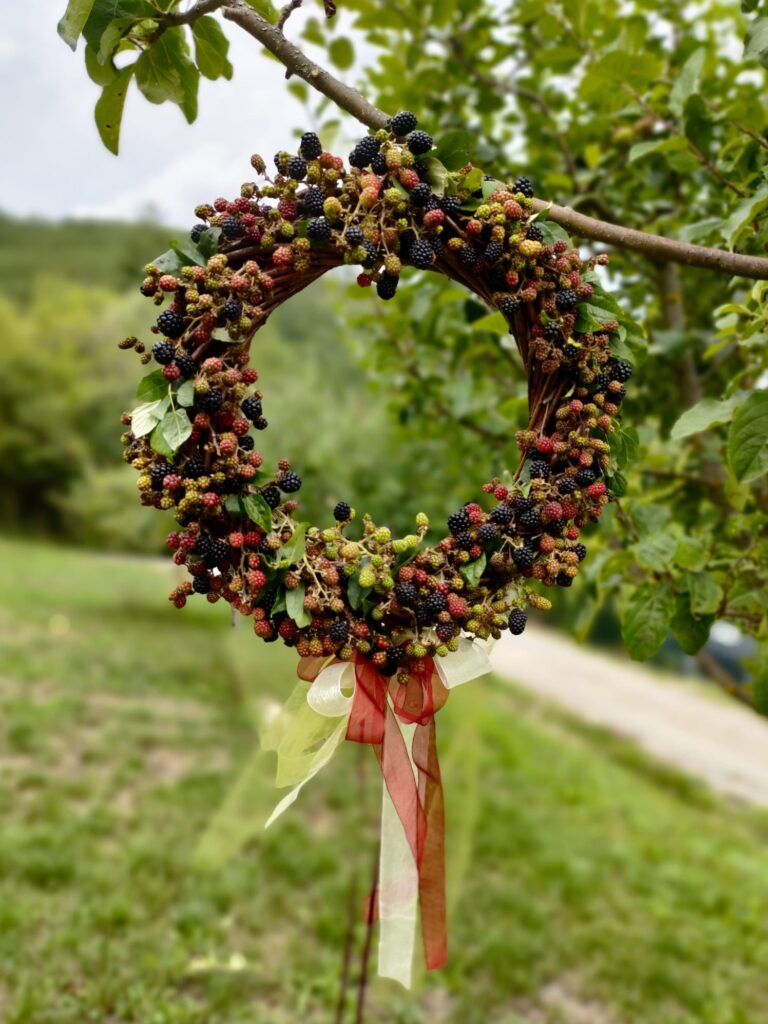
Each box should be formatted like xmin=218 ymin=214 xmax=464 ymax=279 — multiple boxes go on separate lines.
xmin=120 ymin=112 xmax=634 ymax=677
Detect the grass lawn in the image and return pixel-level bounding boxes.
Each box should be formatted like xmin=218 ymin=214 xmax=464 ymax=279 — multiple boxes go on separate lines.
xmin=1 ymin=536 xmax=768 ymax=1023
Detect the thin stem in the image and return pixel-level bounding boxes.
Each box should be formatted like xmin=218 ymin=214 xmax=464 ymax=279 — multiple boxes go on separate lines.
xmin=355 ymin=838 xmax=380 ymax=1024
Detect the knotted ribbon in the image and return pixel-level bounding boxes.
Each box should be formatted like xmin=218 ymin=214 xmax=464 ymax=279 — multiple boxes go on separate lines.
xmin=262 ymin=638 xmax=492 ymax=987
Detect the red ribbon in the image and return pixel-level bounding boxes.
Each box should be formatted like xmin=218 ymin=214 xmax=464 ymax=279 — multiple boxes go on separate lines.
xmin=299 ymin=652 xmax=448 ymax=973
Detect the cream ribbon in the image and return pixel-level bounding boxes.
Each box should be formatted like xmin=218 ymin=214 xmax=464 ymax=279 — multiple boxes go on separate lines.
xmin=263 ymin=638 xmax=493 ymax=987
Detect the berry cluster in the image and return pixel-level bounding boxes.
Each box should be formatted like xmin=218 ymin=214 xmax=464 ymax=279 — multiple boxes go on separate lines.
xmin=120 ymin=112 xmax=633 ymax=677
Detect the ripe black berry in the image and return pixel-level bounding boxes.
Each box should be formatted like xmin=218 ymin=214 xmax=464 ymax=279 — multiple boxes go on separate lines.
xmin=345 ymin=224 xmax=364 ymax=246
xmin=261 ymin=485 xmax=281 ymax=510
xmin=424 ymin=592 xmax=447 ymax=617
xmin=254 ymin=416 xmax=269 ymax=431
xmin=430 ymin=236 xmax=444 ymax=257
xmin=436 ymin=623 xmax=455 ymax=643
xmin=299 ymin=131 xmax=323 ymax=160
xmin=394 ymin=581 xmax=419 ymax=607
xmin=526 ymin=224 xmax=544 ymax=243
xmin=184 ymin=455 xmax=205 ymax=478
xmin=558 ymin=477 xmax=578 ymax=495
xmin=512 ymin=545 xmax=534 ymax=569
xmin=242 ymin=396 xmax=263 ymax=421
xmin=307 ymin=216 xmax=332 ymax=241
xmin=329 ymin=619 xmax=349 ymax=645
xmin=459 ymin=245 xmax=477 ymax=267
xmin=205 ymin=539 xmax=230 ymax=567
xmin=371 ymin=152 xmax=388 ymax=175
xmin=543 ymin=321 xmax=562 ymax=342
xmin=157 ymin=310 xmax=185 ymax=339
xmin=555 ymin=289 xmax=578 ymax=312
xmin=389 ymin=111 xmax=418 ymax=135
xmin=519 ymin=508 xmax=541 ymax=530
xmin=349 ymin=136 xmax=380 ymax=168
xmin=439 ymin=195 xmax=460 ymax=216
xmin=409 ymin=240 xmax=434 ymax=269
xmin=508 ymin=608 xmax=527 ymax=635
xmin=490 ymin=503 xmax=513 ymax=525
xmin=198 ymin=387 xmax=223 ymax=412
xmin=174 ymin=354 xmax=196 ymax=378
xmin=360 ymin=239 xmax=379 ymax=268
xmin=575 ymin=467 xmax=596 ymax=487
xmin=406 ymin=130 xmax=433 ymax=155
xmin=556 ymin=573 xmax=574 ymax=588
xmin=477 ymin=523 xmax=499 ymax=543
xmin=334 ymin=501 xmax=351 ymax=522
xmin=484 ymin=241 xmax=504 ymax=264
xmin=223 ymin=298 xmax=242 ymax=321
xmin=240 ymin=435 xmax=255 ymax=451
xmin=279 ymin=471 xmax=302 ymax=493
xmin=447 ymin=508 xmax=470 ymax=534
xmin=376 ymin=274 xmax=399 ymax=300
xmin=611 ymin=359 xmax=633 ymax=383
xmin=193 ymin=574 xmax=211 ymax=594
xmin=513 ymin=175 xmax=534 ymax=198
xmin=500 ymin=296 xmax=522 ymax=318
xmin=455 ymin=530 xmax=474 ymax=549
xmin=302 ymin=186 xmax=326 ymax=216
xmin=152 ymin=340 xmax=175 ymax=365
xmin=385 ymin=645 xmax=406 ymax=670
xmin=529 ymin=460 xmax=550 ymax=479
xmin=190 ymin=223 xmax=207 ymax=242
xmin=221 ymin=216 xmax=241 ymax=239
xmin=151 ymin=462 xmax=173 ymax=489
xmin=572 ymin=543 xmax=587 ymax=562
xmin=410 ymin=182 xmax=433 ymax=206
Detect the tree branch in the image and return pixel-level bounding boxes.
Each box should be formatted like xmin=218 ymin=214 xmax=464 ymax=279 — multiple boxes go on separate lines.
xmin=219 ymin=0 xmax=768 ymax=280
xmin=158 ymin=0 xmax=228 ymax=28
xmin=695 ymin=649 xmax=755 ymax=709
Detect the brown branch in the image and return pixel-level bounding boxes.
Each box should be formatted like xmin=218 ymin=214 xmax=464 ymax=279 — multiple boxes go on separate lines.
xmin=216 ymin=0 xmax=768 ymax=280
xmin=157 ymin=0 xmax=228 ymax=28
xmin=277 ymin=0 xmax=303 ymax=30
xmin=695 ymin=649 xmax=755 ymax=709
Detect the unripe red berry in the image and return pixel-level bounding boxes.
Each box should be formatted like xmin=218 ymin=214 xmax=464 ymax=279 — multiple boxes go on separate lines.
xmin=162 ymin=364 xmax=181 ymax=381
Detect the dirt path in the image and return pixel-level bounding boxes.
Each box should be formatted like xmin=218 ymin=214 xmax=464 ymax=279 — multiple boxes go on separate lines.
xmin=490 ymin=626 xmax=768 ymax=807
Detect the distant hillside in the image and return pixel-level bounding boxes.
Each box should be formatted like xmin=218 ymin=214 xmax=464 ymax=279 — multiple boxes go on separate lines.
xmin=0 ymin=215 xmax=180 ymax=302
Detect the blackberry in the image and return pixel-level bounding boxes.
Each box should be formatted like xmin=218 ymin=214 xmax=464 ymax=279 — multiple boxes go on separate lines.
xmin=436 ymin=622 xmax=455 ymax=643
xmin=329 ymin=619 xmax=349 ymax=645
xmin=278 ymin=471 xmax=302 ymax=493
xmin=345 ymin=224 xmax=364 ymax=245
xmin=221 ymin=216 xmax=241 ymax=238
xmin=409 ymin=240 xmax=434 ymax=270
xmin=490 ymin=503 xmax=513 ymax=525
xmin=572 ymin=543 xmax=588 ymax=562
xmin=394 ymin=581 xmax=419 ymax=607
xmin=543 ymin=320 xmax=562 ymax=342
xmin=151 ymin=462 xmax=173 ymax=489
xmin=184 ymin=455 xmax=205 ymax=478
xmin=302 ymin=186 xmax=326 ymax=215
xmin=240 ymin=435 xmax=255 ymax=451
xmin=548 ymin=519 xmax=567 ymax=535
xmin=299 ymin=131 xmax=323 ymax=160
xmin=477 ymin=523 xmax=499 ymax=543
xmin=174 ymin=354 xmax=196 ymax=378
xmin=612 ymin=385 xmax=627 ymax=402
xmin=611 ymin=359 xmax=633 ymax=383
xmin=413 ymin=160 xmax=429 ymax=178
xmin=519 ymin=508 xmax=541 ymax=530
xmin=360 ymin=239 xmax=379 ymax=268
xmin=261 ymin=585 xmax=278 ymax=614
xmin=406 ymin=130 xmax=433 ymax=155
xmin=376 ymin=274 xmax=399 ymax=300
xmin=410 ymin=182 xmax=433 ymax=206
xmin=499 ymin=296 xmax=522 ymax=318
xmin=242 ymin=396 xmax=263 ymax=421
xmin=333 ymin=500 xmax=351 ymax=522
xmin=415 ymin=602 xmax=432 ymax=626
xmin=198 ymin=388 xmax=223 ymax=412
xmin=389 ymin=111 xmax=418 ymax=135
xmin=152 ymin=340 xmax=175 ymax=365
xmin=455 ymin=530 xmax=474 ymax=549
xmin=487 ymin=268 xmax=507 ymax=291
xmin=254 ymin=416 xmax=269 ymax=431
xmin=512 ymin=545 xmax=534 ymax=570
xmin=555 ymin=289 xmax=578 ymax=311
xmin=399 ymin=230 xmax=416 ymax=259
xmin=223 ymin=298 xmax=242 ymax=321
xmin=439 ymin=195 xmax=460 ymax=217
xmin=190 ymin=223 xmax=207 ymax=242
xmin=307 ymin=216 xmax=332 ymax=241
xmin=274 ymin=152 xmax=289 ymax=173
xmin=349 ymin=136 xmax=380 ymax=168
xmin=447 ymin=508 xmax=471 ymax=535
xmin=430 ymin=236 xmax=444 ymax=258
xmin=484 ymin=241 xmax=504 ymax=263
xmin=508 ymin=608 xmax=527 ymax=635
xmin=592 ymin=371 xmax=610 ymax=391
xmin=556 ymin=573 xmax=574 ymax=588
xmin=157 ymin=310 xmax=185 ymax=339
xmin=526 ymin=224 xmax=544 ymax=243
xmin=207 ymin=539 xmax=230 ymax=567
xmin=424 ymin=195 xmax=442 ymax=212
xmin=286 ymin=155 xmax=307 ymax=180
xmin=192 ymin=574 xmax=211 ymax=594
xmin=385 ymin=645 xmax=406 ymax=672
xmin=459 ymin=245 xmax=478 ymax=267
xmin=575 ymin=467 xmax=596 ymax=486
xmin=260 ymin=485 xmax=281 ymax=510
xmin=371 ymin=152 xmax=388 ymax=175
xmin=513 ymin=175 xmax=534 ymax=198
xmin=514 ymin=495 xmax=533 ymax=513
xmin=558 ymin=477 xmax=578 ymax=496
xmin=529 ymin=460 xmax=550 ymax=479
xmin=424 ymin=592 xmax=447 ymax=617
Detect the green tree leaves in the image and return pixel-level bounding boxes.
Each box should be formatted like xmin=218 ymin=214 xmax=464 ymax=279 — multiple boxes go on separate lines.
xmin=621 ymin=583 xmax=675 ymax=660
xmin=193 ymin=16 xmax=233 ymax=81
xmin=94 ymin=64 xmax=134 ymax=154
xmin=670 ymin=395 xmax=744 ymax=440
xmin=57 ymin=0 xmax=98 ymax=49
xmin=136 ymin=28 xmax=199 ymax=123
xmin=728 ymin=391 xmax=768 ymax=482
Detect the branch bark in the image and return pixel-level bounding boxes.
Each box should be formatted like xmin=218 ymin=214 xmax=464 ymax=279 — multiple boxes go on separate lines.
xmin=217 ymin=0 xmax=768 ymax=280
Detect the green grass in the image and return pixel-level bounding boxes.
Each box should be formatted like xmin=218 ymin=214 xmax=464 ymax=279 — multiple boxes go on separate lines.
xmin=2 ymin=536 xmax=768 ymax=1023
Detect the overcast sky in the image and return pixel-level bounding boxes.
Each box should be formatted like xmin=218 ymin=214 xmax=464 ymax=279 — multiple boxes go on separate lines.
xmin=2 ymin=2 xmax=357 ymax=226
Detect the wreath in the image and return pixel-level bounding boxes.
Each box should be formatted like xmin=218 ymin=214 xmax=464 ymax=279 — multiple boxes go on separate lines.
xmin=119 ymin=111 xmax=639 ymax=984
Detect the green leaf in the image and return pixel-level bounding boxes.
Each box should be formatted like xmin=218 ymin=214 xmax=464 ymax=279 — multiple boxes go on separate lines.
xmin=160 ymin=408 xmax=192 ymax=452
xmin=94 ymin=63 xmax=134 ymax=155
xmin=621 ymin=582 xmax=675 ymax=660
xmin=628 ymin=136 xmax=688 ymax=163
xmin=634 ymin=533 xmax=677 ymax=572
xmin=669 ymin=48 xmax=706 ymax=116
xmin=460 ymin=552 xmax=487 ymax=588
xmin=244 ymin=0 xmax=278 ymax=19
xmin=675 ymin=536 xmax=708 ymax=571
xmin=279 ymin=523 xmax=307 ymax=566
xmin=135 ymin=28 xmax=196 ymax=113
xmin=536 ymin=219 xmax=571 ymax=245
xmin=755 ymin=665 xmax=768 ymax=716
xmin=171 ymin=234 xmax=208 ymax=267
xmin=471 ymin=312 xmax=508 ymax=333
xmin=688 ymin=572 xmax=724 ymax=615
xmin=422 ymin=158 xmax=448 ymax=196
xmin=286 ymin=584 xmax=312 ymax=628
xmin=242 ymin=493 xmax=273 ymax=531
xmin=197 ymin=227 xmax=221 ymax=260
xmin=581 ymin=51 xmax=663 ymax=101
xmin=175 ymin=380 xmax=195 ymax=407
xmin=130 ymin=396 xmax=169 ymax=437
xmin=177 ymin=56 xmax=200 ymax=124
xmin=150 ymin=419 xmax=174 ymax=457
xmin=84 ymin=43 xmax=118 ymax=85
xmin=150 ymin=249 xmax=186 ymax=274
xmin=728 ymin=390 xmax=768 ymax=482
xmin=82 ymin=0 xmax=149 ymax=51
xmin=670 ymin=394 xmax=744 ymax=440
xmin=482 ymin=178 xmax=504 ymax=199
xmin=462 ymin=167 xmax=484 ymax=193
xmin=136 ymin=369 xmax=168 ymax=402
xmin=329 ymin=36 xmax=354 ymax=70
xmin=719 ymin=183 xmax=768 ymax=249
xmin=58 ymin=0 xmax=98 ymax=49
xmin=745 ymin=17 xmax=768 ymax=68
xmin=671 ymin=594 xmax=713 ymax=655
xmin=225 ymin=495 xmax=243 ymax=515
xmin=433 ymin=130 xmax=475 ymax=171
xmin=193 ymin=16 xmax=233 ymax=81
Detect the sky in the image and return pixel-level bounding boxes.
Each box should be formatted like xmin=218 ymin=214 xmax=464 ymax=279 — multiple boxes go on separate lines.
xmin=1 ymin=2 xmax=358 ymax=226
